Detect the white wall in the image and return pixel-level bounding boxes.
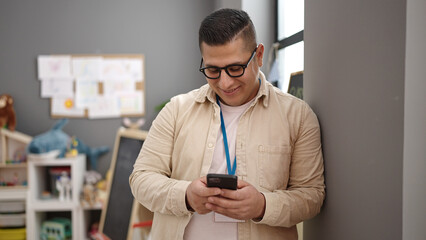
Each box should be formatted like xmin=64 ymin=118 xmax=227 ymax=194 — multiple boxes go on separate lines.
xmin=403 ymin=0 xmax=426 ymax=239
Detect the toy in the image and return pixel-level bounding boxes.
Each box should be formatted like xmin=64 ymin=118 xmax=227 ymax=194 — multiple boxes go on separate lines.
xmin=56 ymin=171 xmax=71 ymax=201
xmin=95 ymin=170 xmax=110 ymax=205
xmin=2 ymin=172 xmax=21 ymax=186
xmin=0 ymin=94 xmax=16 ymax=131
xmin=41 ymin=191 xmax=52 ymax=200
xmin=122 ymin=117 xmax=145 ymax=129
xmin=12 ymin=172 xmax=19 ymax=186
xmin=27 ymin=119 xmax=69 ymax=157
xmin=65 ymin=136 xmax=79 ymax=158
xmin=40 ymin=217 xmax=72 ymax=240
xmin=13 ymin=148 xmax=27 ymax=163
xmin=83 ymin=170 xmax=101 ymax=206
xmin=88 ymin=222 xmax=99 ymax=240
xmin=71 ymin=137 xmax=109 ymax=170
xmin=27 ymin=119 xmax=110 ymax=170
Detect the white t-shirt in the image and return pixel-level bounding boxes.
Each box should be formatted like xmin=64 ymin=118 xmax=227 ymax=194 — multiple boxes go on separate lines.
xmin=184 ymin=99 xmax=254 ymax=240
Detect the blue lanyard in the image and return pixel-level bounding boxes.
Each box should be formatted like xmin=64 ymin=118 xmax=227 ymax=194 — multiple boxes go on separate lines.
xmin=216 ymin=96 xmax=237 ymax=175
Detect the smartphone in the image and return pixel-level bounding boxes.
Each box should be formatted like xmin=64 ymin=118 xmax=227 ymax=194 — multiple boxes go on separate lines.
xmin=206 ymin=173 xmax=238 ymax=190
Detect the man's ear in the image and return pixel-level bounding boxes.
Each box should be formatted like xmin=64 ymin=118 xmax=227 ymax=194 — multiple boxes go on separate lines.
xmin=256 ymin=43 xmax=265 ymax=67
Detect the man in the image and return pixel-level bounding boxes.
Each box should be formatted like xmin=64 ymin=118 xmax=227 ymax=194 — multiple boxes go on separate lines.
xmin=130 ymin=8 xmax=325 ymax=240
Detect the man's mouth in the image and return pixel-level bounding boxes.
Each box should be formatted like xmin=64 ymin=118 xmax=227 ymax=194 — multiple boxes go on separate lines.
xmin=223 ymin=87 xmax=239 ymax=94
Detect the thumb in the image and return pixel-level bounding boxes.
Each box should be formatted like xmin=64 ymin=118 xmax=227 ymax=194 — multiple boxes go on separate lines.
xmin=200 ymin=176 xmax=207 ymax=185
xmin=237 ymin=179 xmax=249 ymax=189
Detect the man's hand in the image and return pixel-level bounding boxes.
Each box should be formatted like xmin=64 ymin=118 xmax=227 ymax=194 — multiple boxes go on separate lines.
xmin=186 ymin=176 xmax=222 ymax=214
xmin=205 ymin=179 xmax=266 ymax=220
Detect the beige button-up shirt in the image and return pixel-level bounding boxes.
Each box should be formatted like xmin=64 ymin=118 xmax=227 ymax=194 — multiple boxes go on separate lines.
xmin=129 ymin=72 xmax=325 ymax=240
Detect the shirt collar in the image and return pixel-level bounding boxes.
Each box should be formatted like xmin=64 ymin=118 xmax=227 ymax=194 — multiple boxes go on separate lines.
xmin=195 ymin=71 xmax=269 ymax=108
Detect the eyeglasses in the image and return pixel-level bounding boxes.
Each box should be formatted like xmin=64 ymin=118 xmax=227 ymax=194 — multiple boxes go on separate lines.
xmin=199 ymin=47 xmax=258 ymax=79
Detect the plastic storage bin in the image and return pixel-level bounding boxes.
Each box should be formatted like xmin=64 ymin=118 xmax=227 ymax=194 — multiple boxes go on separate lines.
xmin=0 ymin=228 xmax=26 ymax=240
xmin=0 ymin=201 xmax=25 ymax=213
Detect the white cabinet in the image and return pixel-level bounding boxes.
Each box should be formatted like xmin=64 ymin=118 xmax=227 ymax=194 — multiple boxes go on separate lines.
xmin=0 ymin=128 xmax=32 ymax=201
xmin=26 ymin=154 xmax=86 ymax=240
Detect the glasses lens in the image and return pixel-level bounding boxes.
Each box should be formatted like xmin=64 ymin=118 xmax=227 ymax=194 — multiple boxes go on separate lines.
xmin=226 ymin=65 xmax=244 ymax=77
xmin=204 ymin=67 xmax=221 ymax=79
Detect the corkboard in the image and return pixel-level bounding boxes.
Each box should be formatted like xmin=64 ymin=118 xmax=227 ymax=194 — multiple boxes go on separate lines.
xmin=38 ymin=54 xmax=145 ymax=119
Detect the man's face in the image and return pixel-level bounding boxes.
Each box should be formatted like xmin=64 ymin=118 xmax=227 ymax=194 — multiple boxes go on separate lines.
xmin=201 ymin=38 xmax=264 ymax=106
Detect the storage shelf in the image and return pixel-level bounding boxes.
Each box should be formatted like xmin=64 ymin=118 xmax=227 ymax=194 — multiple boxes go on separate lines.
xmin=0 ymin=163 xmax=27 ymax=168
xmin=27 ymin=154 xmax=86 ymax=240
xmin=31 ymin=199 xmax=77 ymax=211
xmin=0 ymin=186 xmax=27 ymax=200
xmin=0 ymin=129 xmax=32 ymax=203
xmin=80 ymin=200 xmax=103 ymax=210
xmin=0 ymin=185 xmax=27 ymax=190
xmin=29 ymin=157 xmax=77 ymax=166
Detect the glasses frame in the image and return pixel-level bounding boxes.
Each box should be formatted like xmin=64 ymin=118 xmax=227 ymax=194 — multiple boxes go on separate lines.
xmin=199 ymin=47 xmax=258 ymax=79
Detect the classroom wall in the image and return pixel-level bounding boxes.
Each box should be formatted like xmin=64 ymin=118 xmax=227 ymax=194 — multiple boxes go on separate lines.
xmin=215 ymin=0 xmax=276 ymax=75
xmin=242 ymin=0 xmax=275 ymax=75
xmin=304 ymin=0 xmax=425 ymax=239
xmin=0 ymin=0 xmax=215 ymax=176
xmin=214 ymin=0 xmax=242 ymax=10
xmin=403 ymin=0 xmax=426 ymax=238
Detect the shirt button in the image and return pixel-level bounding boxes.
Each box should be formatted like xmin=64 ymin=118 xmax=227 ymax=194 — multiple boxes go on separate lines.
xmin=208 ymin=143 xmax=214 ymax=148
xmin=258 ymin=145 xmax=264 ymax=152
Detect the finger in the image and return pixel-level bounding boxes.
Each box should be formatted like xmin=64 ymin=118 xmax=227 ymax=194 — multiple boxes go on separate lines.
xmin=197 ymin=207 xmax=213 ymax=215
xmin=205 ymin=202 xmax=228 ymax=213
xmin=208 ymin=195 xmax=238 ymax=209
xmin=237 ymin=179 xmax=249 ymax=189
xmin=200 ymin=186 xmax=221 ymax=197
xmin=205 ymin=203 xmax=242 ymax=220
xmin=193 ymin=178 xmax=221 ymax=197
xmin=219 ymin=189 xmax=241 ymax=200
xmin=200 ymin=176 xmax=207 ymax=185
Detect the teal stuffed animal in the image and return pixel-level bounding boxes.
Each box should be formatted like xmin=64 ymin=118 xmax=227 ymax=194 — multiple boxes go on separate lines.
xmin=27 ymin=119 xmax=69 ymax=157
xmin=27 ymin=119 xmax=109 ymax=170
xmin=73 ymin=137 xmax=109 ymax=170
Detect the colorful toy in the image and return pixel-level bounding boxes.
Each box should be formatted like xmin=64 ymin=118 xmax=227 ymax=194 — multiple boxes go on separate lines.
xmin=27 ymin=119 xmax=109 ymax=170
xmin=65 ymin=136 xmax=79 ymax=158
xmin=56 ymin=171 xmax=72 ymax=201
xmin=40 ymin=217 xmax=72 ymax=240
xmin=88 ymin=222 xmax=100 ymax=240
xmin=83 ymin=171 xmax=102 ymax=206
xmin=0 ymin=94 xmax=16 ymax=131
xmin=13 ymin=148 xmax=27 ymax=163
xmin=12 ymin=172 xmax=19 ymax=186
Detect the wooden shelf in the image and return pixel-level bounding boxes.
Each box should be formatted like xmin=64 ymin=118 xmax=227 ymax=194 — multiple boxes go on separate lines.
xmin=0 ymin=163 xmax=27 ymax=168
xmin=0 ymin=185 xmax=27 ymax=190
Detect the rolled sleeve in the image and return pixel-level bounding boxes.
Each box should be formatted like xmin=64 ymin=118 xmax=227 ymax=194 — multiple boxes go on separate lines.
xmin=170 ymin=180 xmax=193 ymax=215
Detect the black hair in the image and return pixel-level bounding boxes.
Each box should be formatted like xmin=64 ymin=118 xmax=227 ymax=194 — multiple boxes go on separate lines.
xmin=199 ymin=8 xmax=257 ymax=50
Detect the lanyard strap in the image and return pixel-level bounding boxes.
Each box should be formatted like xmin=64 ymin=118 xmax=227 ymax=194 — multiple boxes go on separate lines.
xmin=216 ymin=96 xmax=237 ymax=175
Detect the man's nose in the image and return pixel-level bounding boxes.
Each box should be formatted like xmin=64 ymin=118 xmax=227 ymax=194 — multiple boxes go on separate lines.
xmin=218 ymin=70 xmax=234 ymax=89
